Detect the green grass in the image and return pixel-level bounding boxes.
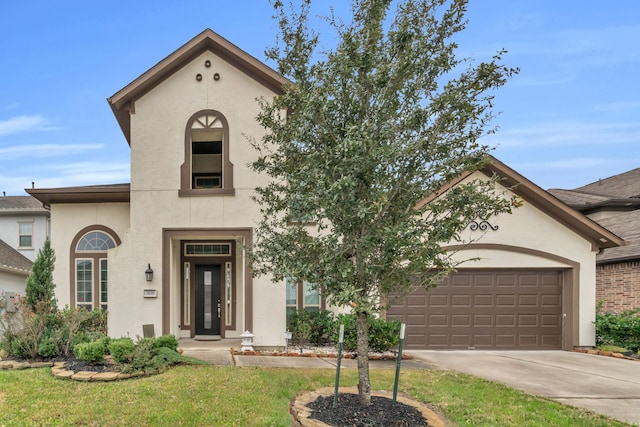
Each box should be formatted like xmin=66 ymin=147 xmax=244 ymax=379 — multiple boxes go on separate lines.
xmin=0 ymin=366 xmax=631 ymax=426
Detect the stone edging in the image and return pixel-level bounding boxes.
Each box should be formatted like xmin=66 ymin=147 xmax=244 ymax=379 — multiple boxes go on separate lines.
xmin=290 ymin=386 xmax=447 ymax=427
xmin=574 ymin=348 xmax=640 ymax=361
xmin=0 ymin=360 xmax=164 ymax=382
xmin=231 ymin=348 xmax=413 ymax=360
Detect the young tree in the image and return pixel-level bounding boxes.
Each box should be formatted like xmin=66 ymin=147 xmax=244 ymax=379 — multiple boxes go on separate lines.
xmin=25 ymin=238 xmax=57 ymax=312
xmin=250 ymin=0 xmax=518 ymax=406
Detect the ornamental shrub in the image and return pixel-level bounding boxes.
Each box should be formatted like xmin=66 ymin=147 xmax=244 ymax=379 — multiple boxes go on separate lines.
xmin=74 ymin=339 xmax=107 ymax=364
xmin=332 ymin=314 xmax=401 ymax=353
xmin=108 ymin=337 xmax=136 ymax=364
xmin=595 ymin=304 xmax=640 ymax=351
xmin=154 ymin=334 xmax=179 ymax=351
xmin=287 ymin=309 xmax=335 ymax=346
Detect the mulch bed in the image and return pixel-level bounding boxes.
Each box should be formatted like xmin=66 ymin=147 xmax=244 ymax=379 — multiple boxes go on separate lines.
xmin=308 ymin=393 xmax=430 ymax=427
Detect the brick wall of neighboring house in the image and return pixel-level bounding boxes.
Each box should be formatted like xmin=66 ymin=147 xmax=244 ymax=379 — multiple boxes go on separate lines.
xmin=596 ymin=260 xmax=640 ymax=313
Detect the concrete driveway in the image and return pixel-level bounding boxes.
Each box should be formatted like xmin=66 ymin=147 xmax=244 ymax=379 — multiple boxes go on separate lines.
xmin=410 ymin=350 xmax=640 ymax=426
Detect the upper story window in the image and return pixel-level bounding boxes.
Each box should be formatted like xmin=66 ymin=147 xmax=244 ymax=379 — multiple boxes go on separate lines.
xmin=18 ymin=222 xmax=33 ymax=248
xmin=180 ymin=110 xmax=234 ymax=196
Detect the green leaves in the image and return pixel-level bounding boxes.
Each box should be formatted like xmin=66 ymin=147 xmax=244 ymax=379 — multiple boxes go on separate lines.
xmin=252 ymin=0 xmax=516 ymax=404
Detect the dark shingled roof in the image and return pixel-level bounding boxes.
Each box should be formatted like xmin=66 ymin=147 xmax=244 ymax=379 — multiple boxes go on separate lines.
xmin=549 ymin=167 xmax=640 ymax=263
xmin=596 ymin=210 xmax=640 ymax=263
xmin=547 ymin=189 xmax=611 ymax=207
xmin=0 ymin=195 xmax=47 ymax=213
xmin=575 ymin=167 xmax=640 ymax=199
xmin=0 ymin=238 xmax=32 ymax=275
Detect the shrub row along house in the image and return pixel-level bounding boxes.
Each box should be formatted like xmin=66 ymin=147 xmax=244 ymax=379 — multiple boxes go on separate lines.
xmin=25 ymin=29 xmax=624 ymax=350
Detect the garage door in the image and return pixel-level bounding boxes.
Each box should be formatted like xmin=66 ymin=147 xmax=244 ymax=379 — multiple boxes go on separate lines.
xmin=387 ymin=270 xmax=563 ymax=350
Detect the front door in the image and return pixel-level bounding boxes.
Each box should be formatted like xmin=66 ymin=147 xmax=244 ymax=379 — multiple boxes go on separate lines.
xmin=195 ymin=265 xmax=221 ymax=336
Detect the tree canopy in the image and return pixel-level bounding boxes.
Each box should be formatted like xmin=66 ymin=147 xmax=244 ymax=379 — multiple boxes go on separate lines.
xmin=250 ymin=0 xmax=518 ymax=406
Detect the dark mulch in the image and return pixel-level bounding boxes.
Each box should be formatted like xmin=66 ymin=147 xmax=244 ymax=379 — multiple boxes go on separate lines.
xmin=308 ymin=393 xmax=430 ymax=427
xmin=6 ymin=355 xmax=119 ymax=373
xmin=59 ymin=356 xmax=119 ymax=373
xmin=622 ymin=351 xmax=640 ymax=360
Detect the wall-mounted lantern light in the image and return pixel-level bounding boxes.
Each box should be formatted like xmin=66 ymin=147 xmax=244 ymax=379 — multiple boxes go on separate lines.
xmin=145 ymin=264 xmax=154 ymax=282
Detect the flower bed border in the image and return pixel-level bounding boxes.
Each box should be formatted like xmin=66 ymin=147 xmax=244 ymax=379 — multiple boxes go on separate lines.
xmin=230 ymin=348 xmax=413 ymax=360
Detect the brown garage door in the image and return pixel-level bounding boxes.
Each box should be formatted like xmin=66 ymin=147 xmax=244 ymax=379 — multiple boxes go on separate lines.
xmin=387 ymin=270 xmax=563 ymax=350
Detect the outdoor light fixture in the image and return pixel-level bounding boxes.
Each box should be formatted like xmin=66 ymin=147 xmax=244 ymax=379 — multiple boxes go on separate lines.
xmin=145 ymin=264 xmax=154 ymax=282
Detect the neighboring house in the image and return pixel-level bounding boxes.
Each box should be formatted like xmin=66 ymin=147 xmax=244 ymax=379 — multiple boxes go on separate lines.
xmin=549 ymin=168 xmax=640 ymax=313
xmin=0 ymin=195 xmax=49 ymax=297
xmin=0 ymin=195 xmax=50 ymax=262
xmin=26 ymin=29 xmax=620 ymax=351
xmin=0 ymin=238 xmax=33 ymax=297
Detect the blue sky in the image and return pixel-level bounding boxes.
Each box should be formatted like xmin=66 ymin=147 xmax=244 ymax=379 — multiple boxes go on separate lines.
xmin=1 ymin=1 xmax=639 ymax=196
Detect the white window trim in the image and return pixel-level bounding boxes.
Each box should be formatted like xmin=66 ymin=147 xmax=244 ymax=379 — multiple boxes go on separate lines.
xmin=18 ymin=221 xmax=34 ymax=249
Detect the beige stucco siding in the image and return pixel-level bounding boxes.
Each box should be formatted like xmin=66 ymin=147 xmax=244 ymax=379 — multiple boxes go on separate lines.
xmin=48 ymin=203 xmax=129 ymax=310
xmin=107 ymin=50 xmax=283 ymax=343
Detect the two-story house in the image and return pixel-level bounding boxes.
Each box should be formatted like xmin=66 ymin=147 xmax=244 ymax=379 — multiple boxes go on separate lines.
xmin=27 ymin=29 xmax=621 ymax=350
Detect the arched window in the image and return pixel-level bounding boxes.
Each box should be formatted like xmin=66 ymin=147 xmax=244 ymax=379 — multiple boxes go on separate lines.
xmin=180 ymin=110 xmax=234 ymax=196
xmin=71 ymin=227 xmax=119 ymax=311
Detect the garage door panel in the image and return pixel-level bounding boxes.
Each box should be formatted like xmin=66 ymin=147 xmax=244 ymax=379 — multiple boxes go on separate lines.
xmin=496 ymin=295 xmax=516 ymax=306
xmin=451 ymin=295 xmax=471 ymax=307
xmin=388 ymin=270 xmax=563 ymax=350
xmin=429 ymin=295 xmax=448 ymax=306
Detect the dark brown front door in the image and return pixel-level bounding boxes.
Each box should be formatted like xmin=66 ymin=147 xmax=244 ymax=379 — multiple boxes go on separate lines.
xmin=195 ymin=265 xmax=221 ymax=336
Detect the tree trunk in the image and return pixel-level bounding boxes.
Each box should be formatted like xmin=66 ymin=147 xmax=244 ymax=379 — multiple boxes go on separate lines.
xmin=356 ymin=310 xmax=371 ymax=406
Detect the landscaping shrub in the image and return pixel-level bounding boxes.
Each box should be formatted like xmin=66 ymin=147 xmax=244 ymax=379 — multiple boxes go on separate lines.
xmin=153 ymin=346 xmax=204 ymax=368
xmin=332 ymin=314 xmax=401 ymax=353
xmin=154 ymin=334 xmax=179 ymax=351
xmin=287 ymin=309 xmax=335 ymax=346
xmin=595 ymin=305 xmax=640 ymax=351
xmin=74 ymin=339 xmax=107 ymax=364
xmin=108 ymin=337 xmax=136 ymax=364
xmin=119 ymin=337 xmax=157 ymax=373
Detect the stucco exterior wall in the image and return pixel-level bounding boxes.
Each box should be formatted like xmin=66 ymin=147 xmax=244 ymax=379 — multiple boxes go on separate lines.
xmin=0 ymin=270 xmax=28 ymax=296
xmin=49 ymin=203 xmax=130 ymax=309
xmin=105 ymin=50 xmax=284 ymax=343
xmin=446 ymin=172 xmax=599 ymax=346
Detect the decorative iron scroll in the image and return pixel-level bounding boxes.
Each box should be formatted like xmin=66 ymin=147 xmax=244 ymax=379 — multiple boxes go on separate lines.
xmin=467 ymin=217 xmax=499 ymax=231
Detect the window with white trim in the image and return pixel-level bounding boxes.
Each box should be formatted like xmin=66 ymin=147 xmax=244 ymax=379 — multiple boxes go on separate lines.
xmin=18 ymin=222 xmax=33 ymax=248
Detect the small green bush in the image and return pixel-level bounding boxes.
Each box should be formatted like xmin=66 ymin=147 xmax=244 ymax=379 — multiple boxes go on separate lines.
xmin=108 ymin=337 xmax=136 ymax=364
xmin=119 ymin=337 xmax=156 ymax=373
xmin=74 ymin=340 xmax=106 ymax=364
xmin=287 ymin=310 xmax=335 ymax=346
xmin=154 ymin=335 xmax=178 ymax=351
xmin=37 ymin=335 xmax=59 ymax=358
xmin=595 ymin=305 xmax=640 ymax=351
xmin=332 ymin=314 xmax=401 ymax=353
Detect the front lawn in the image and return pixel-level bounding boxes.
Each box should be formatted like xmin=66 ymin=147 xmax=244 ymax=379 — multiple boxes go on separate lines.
xmin=0 ymin=366 xmax=630 ymax=426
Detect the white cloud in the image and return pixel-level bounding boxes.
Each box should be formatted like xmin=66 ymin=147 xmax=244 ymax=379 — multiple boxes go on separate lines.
xmin=45 ymin=161 xmax=130 ymax=185
xmin=2 ymin=160 xmax=130 ymax=195
xmin=0 ymin=115 xmax=49 ymax=136
xmin=593 ymin=101 xmax=640 ymax=112
xmin=488 ymin=121 xmax=640 ymax=148
xmin=0 ymin=143 xmax=103 ymax=159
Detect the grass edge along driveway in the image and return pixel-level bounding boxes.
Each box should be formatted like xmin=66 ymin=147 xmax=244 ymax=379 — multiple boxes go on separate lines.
xmin=0 ymin=366 xmax=632 ymax=426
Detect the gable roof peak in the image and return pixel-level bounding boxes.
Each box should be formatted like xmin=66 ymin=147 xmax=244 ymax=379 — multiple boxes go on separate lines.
xmin=107 ymin=28 xmax=288 ymax=145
